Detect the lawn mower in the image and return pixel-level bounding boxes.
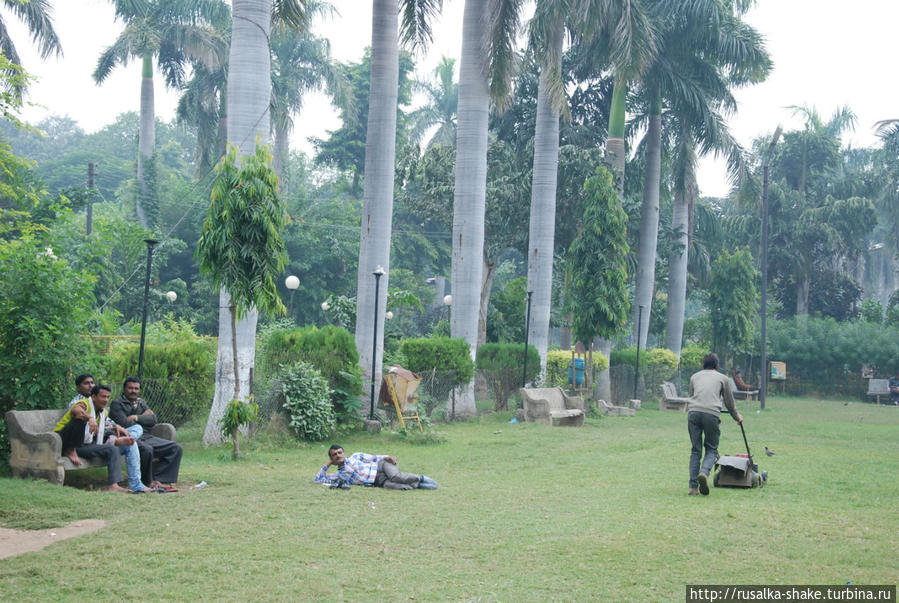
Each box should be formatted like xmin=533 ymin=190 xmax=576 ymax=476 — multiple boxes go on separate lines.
xmin=713 ymin=420 xmax=768 ymax=489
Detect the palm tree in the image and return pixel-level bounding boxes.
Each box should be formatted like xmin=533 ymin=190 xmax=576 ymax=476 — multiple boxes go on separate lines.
xmin=632 ymin=0 xmax=770 ymax=350
xmin=203 ymin=0 xmax=308 ymax=446
xmin=450 ymin=0 xmax=523 ymax=415
xmin=0 ymin=0 xmax=61 ymax=92
xmin=407 ymin=56 xmax=458 ymax=148
xmin=94 ymin=0 xmax=229 ymax=229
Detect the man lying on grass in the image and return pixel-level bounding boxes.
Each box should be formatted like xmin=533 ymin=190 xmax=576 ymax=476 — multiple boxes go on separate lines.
xmin=314 ymin=445 xmax=438 ymax=491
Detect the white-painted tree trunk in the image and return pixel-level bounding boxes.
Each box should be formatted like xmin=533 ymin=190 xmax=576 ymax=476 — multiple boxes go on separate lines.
xmin=450 ymin=0 xmax=489 ymax=417
xmin=632 ymin=112 xmax=662 ymax=348
xmin=355 ymin=0 xmax=399 ymax=414
xmin=526 ymin=24 xmax=562 ymax=383
xmin=204 ymin=0 xmax=270 ymax=445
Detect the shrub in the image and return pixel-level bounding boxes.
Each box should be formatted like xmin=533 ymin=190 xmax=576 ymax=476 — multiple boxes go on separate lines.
xmin=278 ymin=361 xmax=335 ymax=441
xmin=644 ymin=347 xmax=679 ymax=393
xmin=399 ymin=337 xmax=475 ymax=385
xmin=106 ymin=340 xmax=215 ymax=426
xmin=544 ymin=350 xmax=608 ymax=389
xmin=858 ymin=298 xmax=883 ymax=323
xmin=476 ymin=343 xmax=540 ymax=411
xmin=679 ymin=343 xmax=709 ymax=375
xmin=259 ymin=325 xmax=362 ymax=422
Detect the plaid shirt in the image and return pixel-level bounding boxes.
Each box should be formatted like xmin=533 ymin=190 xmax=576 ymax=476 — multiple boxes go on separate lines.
xmin=314 ymin=452 xmax=385 ymax=486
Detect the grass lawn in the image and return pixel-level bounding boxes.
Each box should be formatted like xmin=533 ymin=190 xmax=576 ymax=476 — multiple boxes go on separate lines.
xmin=1 ymin=396 xmax=896 ymax=600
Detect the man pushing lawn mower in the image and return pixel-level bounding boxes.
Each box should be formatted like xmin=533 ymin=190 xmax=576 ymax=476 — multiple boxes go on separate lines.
xmin=686 ymin=353 xmax=743 ymax=496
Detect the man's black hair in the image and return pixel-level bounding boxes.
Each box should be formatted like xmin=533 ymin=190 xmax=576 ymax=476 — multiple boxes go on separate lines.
xmin=124 ymin=376 xmax=141 ymax=387
xmin=702 ymin=353 xmax=719 ymax=370
xmin=91 ymin=383 xmax=112 ymax=396
xmin=75 ymin=374 xmax=94 ymax=386
xmin=328 ymin=444 xmax=343 ymax=456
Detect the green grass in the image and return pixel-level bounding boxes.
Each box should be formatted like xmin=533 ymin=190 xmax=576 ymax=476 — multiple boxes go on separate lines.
xmin=1 ymin=397 xmax=896 ymax=600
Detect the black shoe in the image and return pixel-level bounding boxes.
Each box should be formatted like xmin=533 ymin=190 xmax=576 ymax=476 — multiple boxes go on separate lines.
xmin=698 ymin=473 xmax=710 ymax=495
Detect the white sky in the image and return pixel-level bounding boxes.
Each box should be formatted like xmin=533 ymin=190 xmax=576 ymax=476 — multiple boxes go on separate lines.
xmin=6 ymin=0 xmax=899 ymax=197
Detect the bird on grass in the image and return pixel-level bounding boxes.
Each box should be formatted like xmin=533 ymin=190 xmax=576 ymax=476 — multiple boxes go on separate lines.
xmin=765 ymin=446 xmax=775 ymax=457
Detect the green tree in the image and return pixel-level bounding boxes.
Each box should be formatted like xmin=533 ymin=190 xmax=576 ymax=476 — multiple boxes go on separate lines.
xmin=0 ymin=0 xmax=62 ymax=92
xmin=708 ymin=247 xmax=757 ymax=365
xmin=196 ymin=141 xmax=287 ymax=439
xmin=563 ymin=166 xmax=630 ymax=344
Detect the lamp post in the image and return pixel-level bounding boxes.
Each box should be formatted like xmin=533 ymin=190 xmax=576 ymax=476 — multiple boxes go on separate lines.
xmin=760 ymin=126 xmax=782 ymax=411
xmin=522 ymin=291 xmax=533 ymax=388
xmin=137 ymin=238 xmax=158 ymax=380
xmin=633 ymin=304 xmax=644 ymax=400
xmin=285 ymin=275 xmax=299 ymax=317
xmin=369 ymin=266 xmax=385 ymax=420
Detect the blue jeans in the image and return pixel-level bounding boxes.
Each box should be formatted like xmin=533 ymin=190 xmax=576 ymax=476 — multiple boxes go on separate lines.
xmin=688 ymin=411 xmax=720 ymax=488
xmin=119 ymin=424 xmax=144 ymax=492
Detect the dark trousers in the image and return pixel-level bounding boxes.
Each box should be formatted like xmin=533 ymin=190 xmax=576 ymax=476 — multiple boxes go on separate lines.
xmin=138 ymin=435 xmax=183 ymax=485
xmin=688 ymin=411 xmax=720 ymax=488
xmin=56 ymin=419 xmax=122 ymax=485
xmin=374 ymin=459 xmax=420 ymax=490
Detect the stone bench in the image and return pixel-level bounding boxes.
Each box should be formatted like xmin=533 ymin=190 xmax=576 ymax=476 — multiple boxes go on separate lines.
xmin=519 ymin=387 xmax=585 ymax=426
xmin=866 ymin=379 xmax=891 ymax=405
xmin=659 ymin=382 xmax=689 ymax=411
xmin=729 ymin=377 xmax=759 ymax=401
xmin=5 ymin=409 xmax=176 ymax=486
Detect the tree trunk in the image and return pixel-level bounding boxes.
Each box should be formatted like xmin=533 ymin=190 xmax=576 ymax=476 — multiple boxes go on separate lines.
xmin=204 ymin=0 xmax=270 ymax=446
xmin=665 ymin=186 xmax=690 ymax=358
xmin=633 ymin=105 xmax=662 ymax=349
xmin=450 ymin=0 xmax=489 ymax=418
xmin=232 ymin=426 xmax=240 ymax=460
xmin=605 ymin=77 xmax=627 ymax=197
xmin=526 ymin=23 xmax=562 ymax=384
xmin=355 ymin=0 xmax=399 ymax=412
xmin=136 ymin=54 xmax=155 ymax=229
xmin=475 ymin=257 xmax=496 ymax=399
xmin=274 ymin=121 xmax=290 ymax=193
xmin=796 ymin=271 xmax=810 ymax=316
xmin=595 ymin=337 xmax=612 ymax=402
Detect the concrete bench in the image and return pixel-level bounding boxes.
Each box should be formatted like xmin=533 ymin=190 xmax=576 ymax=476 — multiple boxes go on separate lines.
xmin=519 ymin=387 xmax=585 ymax=426
xmin=866 ymin=379 xmax=891 ymax=405
xmin=596 ymin=399 xmax=635 ymax=417
xmin=729 ymin=377 xmax=759 ymax=401
xmin=5 ymin=409 xmax=176 ymax=486
xmin=659 ymin=382 xmax=689 ymax=411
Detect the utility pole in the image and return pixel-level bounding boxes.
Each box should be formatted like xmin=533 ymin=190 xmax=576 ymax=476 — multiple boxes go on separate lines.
xmin=86 ymin=162 xmax=95 ymax=235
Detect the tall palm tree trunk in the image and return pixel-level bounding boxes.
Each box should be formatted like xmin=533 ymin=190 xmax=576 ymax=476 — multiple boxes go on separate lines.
xmin=204 ymin=0 xmax=271 ymax=446
xmin=665 ymin=144 xmax=696 ymax=359
xmin=274 ymin=122 xmax=290 ymax=192
xmin=355 ymin=0 xmax=399 ymax=412
xmin=632 ymin=101 xmax=662 ymax=348
xmin=526 ymin=23 xmax=563 ymax=382
xmin=450 ymin=0 xmax=489 ymax=417
xmin=136 ymin=54 xmax=155 ymax=229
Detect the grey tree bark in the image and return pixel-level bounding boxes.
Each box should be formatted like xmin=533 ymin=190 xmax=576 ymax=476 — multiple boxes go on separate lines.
xmin=204 ymin=0 xmax=270 ymax=445
xmin=664 ymin=176 xmax=693 ymax=359
xmin=632 ymin=112 xmax=662 ymax=348
xmin=450 ymin=0 xmax=489 ymax=417
xmin=526 ymin=23 xmax=562 ymax=383
xmin=355 ymin=0 xmax=399 ymax=411
xmin=136 ymin=55 xmax=155 ymax=229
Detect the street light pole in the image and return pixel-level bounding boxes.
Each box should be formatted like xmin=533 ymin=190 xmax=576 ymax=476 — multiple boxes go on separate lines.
xmin=137 ymin=238 xmax=158 ymax=380
xmin=369 ymin=266 xmax=385 ymax=420
xmin=522 ymin=291 xmax=533 ymax=388
xmin=633 ymin=304 xmax=644 ymax=400
xmin=760 ymin=126 xmax=782 ymax=411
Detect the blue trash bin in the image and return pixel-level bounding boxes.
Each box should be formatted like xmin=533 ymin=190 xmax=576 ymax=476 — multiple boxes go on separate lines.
xmin=568 ymin=358 xmax=585 ymax=386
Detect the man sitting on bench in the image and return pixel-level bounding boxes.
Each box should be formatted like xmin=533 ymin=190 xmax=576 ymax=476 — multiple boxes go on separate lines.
xmin=732 ymin=369 xmax=755 ymax=391
xmin=889 ymin=372 xmax=899 ymax=406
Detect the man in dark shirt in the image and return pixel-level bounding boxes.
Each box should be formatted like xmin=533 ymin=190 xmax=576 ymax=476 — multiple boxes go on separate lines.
xmin=109 ymin=377 xmax=183 ymax=490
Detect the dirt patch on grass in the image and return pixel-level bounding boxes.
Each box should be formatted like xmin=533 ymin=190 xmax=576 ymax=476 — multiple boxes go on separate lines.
xmin=0 ymin=519 xmax=105 ymax=559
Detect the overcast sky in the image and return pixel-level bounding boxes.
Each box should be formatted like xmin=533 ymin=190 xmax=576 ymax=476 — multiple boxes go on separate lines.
xmin=6 ymin=0 xmax=899 ymax=197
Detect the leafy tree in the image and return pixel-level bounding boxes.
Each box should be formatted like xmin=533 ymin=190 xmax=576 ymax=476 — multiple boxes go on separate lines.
xmin=563 ymin=166 xmax=630 ymax=344
xmin=0 ymin=0 xmax=62 ymax=92
xmin=708 ymin=247 xmax=757 ymax=365
xmin=858 ymin=298 xmax=883 ymax=324
xmin=196 ymin=141 xmax=287 ymax=409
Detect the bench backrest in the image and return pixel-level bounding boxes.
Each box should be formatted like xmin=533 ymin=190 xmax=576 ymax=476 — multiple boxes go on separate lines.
xmin=521 ymin=387 xmax=568 ymax=412
xmin=6 ymin=409 xmax=67 ymax=436
xmin=867 ymin=379 xmax=890 ymax=395
xmin=661 ymin=382 xmax=678 ymax=399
